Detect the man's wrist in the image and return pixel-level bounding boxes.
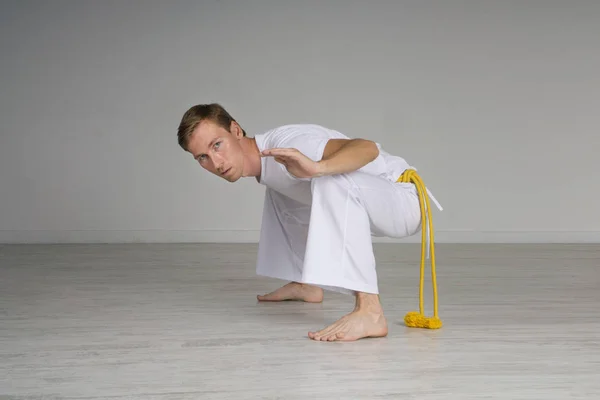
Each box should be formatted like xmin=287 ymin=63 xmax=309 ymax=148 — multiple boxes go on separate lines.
xmin=314 ymin=159 xmax=330 ymax=177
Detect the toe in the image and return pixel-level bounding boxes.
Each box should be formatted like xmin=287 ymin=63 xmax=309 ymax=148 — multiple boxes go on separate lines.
xmin=314 ymin=324 xmax=337 ymax=338
xmin=326 ymin=329 xmax=346 ymax=341
xmin=257 ymin=292 xmax=281 ymax=301
xmin=309 ymin=331 xmax=324 ymax=341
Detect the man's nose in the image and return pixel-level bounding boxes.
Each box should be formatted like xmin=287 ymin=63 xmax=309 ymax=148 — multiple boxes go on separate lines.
xmin=213 ymin=154 xmax=224 ymax=171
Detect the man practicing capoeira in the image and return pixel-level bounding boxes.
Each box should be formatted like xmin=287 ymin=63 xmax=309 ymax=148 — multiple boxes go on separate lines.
xmin=177 ymin=103 xmax=442 ymax=341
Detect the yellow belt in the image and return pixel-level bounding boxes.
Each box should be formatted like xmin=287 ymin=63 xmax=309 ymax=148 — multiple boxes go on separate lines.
xmin=396 ymin=169 xmax=442 ymax=329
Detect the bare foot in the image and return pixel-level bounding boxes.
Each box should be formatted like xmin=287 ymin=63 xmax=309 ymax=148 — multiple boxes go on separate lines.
xmin=308 ymin=292 xmax=388 ymax=341
xmin=257 ymin=282 xmax=323 ymax=303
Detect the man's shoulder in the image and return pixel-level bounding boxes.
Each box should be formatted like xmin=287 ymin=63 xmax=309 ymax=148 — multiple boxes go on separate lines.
xmin=260 ymin=123 xmax=328 ymax=136
xmin=257 ymin=123 xmax=347 ymax=144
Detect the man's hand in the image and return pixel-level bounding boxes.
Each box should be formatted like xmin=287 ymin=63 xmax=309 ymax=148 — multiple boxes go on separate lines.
xmin=261 ymin=148 xmax=323 ymax=179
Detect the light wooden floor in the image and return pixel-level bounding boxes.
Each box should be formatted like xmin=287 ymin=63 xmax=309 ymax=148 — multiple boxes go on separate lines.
xmin=1 ymin=243 xmax=599 ymax=399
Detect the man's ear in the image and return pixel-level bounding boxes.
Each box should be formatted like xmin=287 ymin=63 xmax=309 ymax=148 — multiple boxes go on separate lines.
xmin=230 ymin=121 xmax=243 ymax=138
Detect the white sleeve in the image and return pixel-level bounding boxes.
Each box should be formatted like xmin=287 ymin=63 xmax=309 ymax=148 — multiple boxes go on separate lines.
xmin=269 ymin=125 xmax=346 ymax=162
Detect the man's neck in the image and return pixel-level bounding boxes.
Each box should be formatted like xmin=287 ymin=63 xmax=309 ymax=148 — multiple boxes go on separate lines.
xmin=240 ymin=136 xmax=262 ymax=178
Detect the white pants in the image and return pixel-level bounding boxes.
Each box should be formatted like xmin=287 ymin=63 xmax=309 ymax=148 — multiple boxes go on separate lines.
xmin=256 ymin=171 xmax=422 ymax=295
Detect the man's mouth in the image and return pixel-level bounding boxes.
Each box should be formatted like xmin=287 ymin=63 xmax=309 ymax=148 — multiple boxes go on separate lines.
xmin=221 ymin=168 xmax=231 ymax=176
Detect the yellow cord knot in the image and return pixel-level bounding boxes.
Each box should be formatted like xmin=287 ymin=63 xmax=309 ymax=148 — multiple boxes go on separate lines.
xmin=404 ymin=311 xmax=443 ymax=329
xmin=397 ymin=169 xmax=442 ymax=330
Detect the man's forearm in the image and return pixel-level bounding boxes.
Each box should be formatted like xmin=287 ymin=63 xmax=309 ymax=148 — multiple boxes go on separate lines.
xmin=316 ymin=139 xmax=379 ymax=177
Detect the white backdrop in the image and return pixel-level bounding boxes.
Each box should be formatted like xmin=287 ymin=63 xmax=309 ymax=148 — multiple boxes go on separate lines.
xmin=1 ymin=0 xmax=599 ymax=243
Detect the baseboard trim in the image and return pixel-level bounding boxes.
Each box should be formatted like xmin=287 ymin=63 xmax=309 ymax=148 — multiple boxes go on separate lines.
xmin=1 ymin=230 xmax=599 ymax=244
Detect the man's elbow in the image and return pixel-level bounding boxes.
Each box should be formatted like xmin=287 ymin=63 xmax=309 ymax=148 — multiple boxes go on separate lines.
xmin=362 ymin=139 xmax=379 ymax=161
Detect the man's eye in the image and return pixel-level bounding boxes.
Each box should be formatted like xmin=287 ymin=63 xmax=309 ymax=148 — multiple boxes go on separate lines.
xmin=214 ymin=142 xmax=221 ymax=148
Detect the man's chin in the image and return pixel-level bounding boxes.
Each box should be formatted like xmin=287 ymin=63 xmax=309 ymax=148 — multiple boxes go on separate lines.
xmin=222 ymin=173 xmax=241 ymax=182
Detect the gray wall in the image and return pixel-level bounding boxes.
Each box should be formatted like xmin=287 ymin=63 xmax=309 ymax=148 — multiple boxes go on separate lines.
xmin=1 ymin=0 xmax=599 ymax=244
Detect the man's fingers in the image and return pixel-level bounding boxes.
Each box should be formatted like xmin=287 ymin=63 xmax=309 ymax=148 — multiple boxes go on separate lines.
xmin=262 ymin=148 xmax=298 ymax=157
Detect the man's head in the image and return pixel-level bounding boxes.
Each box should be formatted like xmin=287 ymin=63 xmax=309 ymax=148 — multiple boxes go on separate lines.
xmin=177 ymin=103 xmax=248 ymax=182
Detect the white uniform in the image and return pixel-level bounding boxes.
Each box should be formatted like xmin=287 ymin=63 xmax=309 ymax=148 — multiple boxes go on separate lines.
xmin=254 ymin=124 xmax=441 ymax=295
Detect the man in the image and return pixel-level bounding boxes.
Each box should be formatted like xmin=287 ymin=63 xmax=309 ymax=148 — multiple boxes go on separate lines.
xmin=177 ymin=103 xmax=442 ymax=342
